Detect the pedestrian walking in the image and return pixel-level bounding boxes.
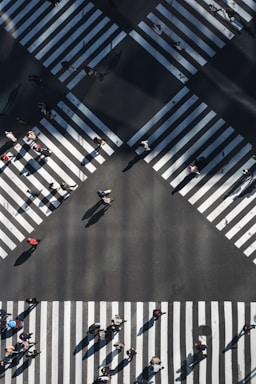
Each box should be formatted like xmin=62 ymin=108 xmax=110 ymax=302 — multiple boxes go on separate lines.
xmin=60 ymin=182 xmax=76 ymax=192
xmin=19 ymin=331 xmax=33 ymax=341
xmin=242 ymin=323 xmax=256 ymax=335
xmin=26 ymin=131 xmax=37 ymax=141
xmin=5 ymin=346 xmax=16 ymax=357
xmin=209 ymin=4 xmax=221 ymax=14
xmin=49 ymin=182 xmax=60 ymax=191
xmin=88 ymin=323 xmax=101 ymax=335
xmin=0 ymin=309 xmax=11 ymax=319
xmin=1 ymin=153 xmax=15 ymax=162
xmin=243 ymin=169 xmax=253 ymax=177
xmin=28 ymin=74 xmax=43 ymax=88
xmin=101 ymin=366 xmax=111 ymax=376
xmin=194 ymin=339 xmax=207 ymax=356
xmin=93 ymin=137 xmax=106 ymax=151
xmin=226 ymin=8 xmax=236 ymax=21
xmin=188 ymin=164 xmax=200 ymax=175
xmin=21 ymin=340 xmax=37 ymax=351
xmin=27 ymin=237 xmax=40 ymax=249
xmin=97 ymin=189 xmax=112 ymax=198
xmin=139 ymin=140 xmax=151 ymax=151
xmin=111 ymin=314 xmax=123 ymax=331
xmin=152 ymin=24 xmax=162 ymax=35
xmin=153 ymin=309 xmax=166 ymax=319
xmin=7 ymin=319 xmax=23 ymax=330
xmin=33 ymin=144 xmax=52 ymax=157
xmin=26 ymin=298 xmax=39 ymax=305
xmin=126 ymin=348 xmax=137 ymax=361
xmin=4 ymin=131 xmax=17 ymax=142
xmin=61 ymin=61 xmax=76 ymax=71
xmin=113 ymin=341 xmax=125 ymax=350
xmin=27 ymin=188 xmax=41 ymax=197
xmin=81 ymin=65 xmax=104 ymax=81
xmin=150 ymin=356 xmax=164 ymax=372
xmin=26 ymin=349 xmax=41 ymax=358
xmin=37 ymin=102 xmax=54 ymax=119
xmin=16 ymin=117 xmax=29 ymax=125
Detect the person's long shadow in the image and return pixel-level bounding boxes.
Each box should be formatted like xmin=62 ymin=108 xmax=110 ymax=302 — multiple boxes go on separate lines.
xmin=222 ymin=329 xmax=244 ymax=353
xmin=9 ymin=351 xmax=26 ymax=369
xmin=176 ymin=352 xmax=206 ymax=381
xmin=19 ymin=158 xmax=42 ymax=176
xmin=83 ymin=328 xmax=115 ymax=359
xmin=98 ymin=349 xmax=120 ymax=368
xmin=1 ymin=84 xmax=21 ymax=115
xmin=85 ymin=206 xmax=109 ymax=227
xmin=83 ymin=339 xmax=108 ymax=360
xmin=122 ymin=153 xmax=147 ymax=173
xmin=0 ymin=141 xmax=13 ymax=155
xmin=0 ymin=327 xmax=17 ymax=340
xmin=171 ymin=173 xmax=196 ymax=195
xmin=82 ymin=201 xmax=102 ymax=220
xmin=12 ymin=356 xmax=32 ymax=378
xmin=110 ymin=357 xmax=129 ymax=375
xmin=16 ymin=305 xmax=37 ymax=321
xmin=17 ymin=198 xmax=33 ymax=214
xmin=14 ymin=248 xmax=35 ymax=266
xmin=73 ymin=332 xmax=94 ymax=355
xmin=137 ymin=317 xmax=154 ymax=336
xmin=135 ymin=365 xmax=155 ymax=383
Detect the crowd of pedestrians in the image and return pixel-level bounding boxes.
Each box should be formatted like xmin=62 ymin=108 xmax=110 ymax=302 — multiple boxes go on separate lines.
xmin=0 ymin=300 xmax=40 ymax=370
xmin=87 ymin=309 xmax=165 ymax=383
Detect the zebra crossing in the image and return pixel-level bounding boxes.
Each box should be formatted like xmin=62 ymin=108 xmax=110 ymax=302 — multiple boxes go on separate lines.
xmin=0 ymin=0 xmax=127 ymax=90
xmin=0 ymin=92 xmax=123 ymax=259
xmin=0 ymin=301 xmax=256 ymax=383
xmin=129 ymin=0 xmax=256 ymax=83
xmin=128 ymin=86 xmax=256 ymax=262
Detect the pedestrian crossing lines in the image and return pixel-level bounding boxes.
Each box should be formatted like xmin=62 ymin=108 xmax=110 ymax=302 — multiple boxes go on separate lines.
xmin=0 ymin=0 xmax=127 ymax=90
xmin=127 ymin=86 xmax=256 ymax=262
xmin=1 ymin=300 xmax=256 ymax=384
xmin=0 ymin=92 xmax=123 ymax=259
xmin=129 ymin=0 xmax=255 ymax=84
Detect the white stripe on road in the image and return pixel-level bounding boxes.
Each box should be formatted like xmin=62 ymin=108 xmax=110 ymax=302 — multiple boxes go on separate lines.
xmin=63 ymin=302 xmax=71 ymax=384
xmin=224 ymin=301 xmax=233 ymax=384
xmin=173 ymin=302 xmax=181 ymax=381
xmin=211 ymin=302 xmax=220 ymax=384
xmin=51 ymin=301 xmax=59 ymax=384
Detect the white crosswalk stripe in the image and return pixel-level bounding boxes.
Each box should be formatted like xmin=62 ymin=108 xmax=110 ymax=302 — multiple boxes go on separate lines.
xmin=128 ymin=86 xmax=256 ymax=262
xmin=129 ymin=0 xmax=255 ymax=83
xmin=0 ymin=301 xmax=255 ymax=383
xmin=0 ymin=93 xmax=123 ymax=259
xmin=0 ymin=0 xmax=127 ymax=90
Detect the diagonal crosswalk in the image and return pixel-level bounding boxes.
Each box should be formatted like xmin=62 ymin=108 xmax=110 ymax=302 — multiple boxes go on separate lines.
xmin=129 ymin=0 xmax=256 ymax=83
xmin=128 ymin=86 xmax=256 ymax=262
xmin=0 ymin=92 xmax=123 ymax=259
xmin=0 ymin=301 xmax=256 ymax=383
xmin=0 ymin=0 xmax=127 ymax=90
